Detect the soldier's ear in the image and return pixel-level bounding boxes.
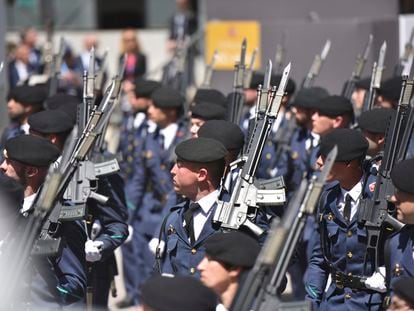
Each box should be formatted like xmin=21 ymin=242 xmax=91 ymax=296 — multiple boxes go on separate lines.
xmin=197 ymin=167 xmax=208 ymax=182
xmin=25 ymin=166 xmax=38 ymax=178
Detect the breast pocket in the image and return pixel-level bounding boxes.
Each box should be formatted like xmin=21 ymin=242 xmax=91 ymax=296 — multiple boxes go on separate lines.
xmin=165 ymin=234 xmax=179 ymax=273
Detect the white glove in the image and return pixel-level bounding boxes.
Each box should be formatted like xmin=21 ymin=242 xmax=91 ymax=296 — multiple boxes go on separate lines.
xmin=90 ymin=220 xmax=102 ymax=240
xmin=149 ymin=238 xmax=165 ymax=257
xmin=85 ymin=240 xmax=104 ymax=262
xmin=364 ymin=266 xmax=387 ymax=293
xmin=124 ymin=225 xmax=134 ymax=244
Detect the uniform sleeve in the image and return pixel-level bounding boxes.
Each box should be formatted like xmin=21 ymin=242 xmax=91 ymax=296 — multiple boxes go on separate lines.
xmin=93 ymin=174 xmax=129 ymax=260
xmin=304 ymin=223 xmax=329 ymax=306
xmin=54 ymin=221 xmax=87 ymax=305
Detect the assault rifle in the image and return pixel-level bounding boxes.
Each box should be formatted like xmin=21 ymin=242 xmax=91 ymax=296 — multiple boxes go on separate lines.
xmin=274 ymin=35 xmax=286 ymax=75
xmin=301 ymin=39 xmax=331 ymax=88
xmin=199 ymin=49 xmax=218 ymax=89
xmin=228 ymin=39 xmax=247 ymax=124
xmin=231 ymin=146 xmax=338 ymax=311
xmin=341 ymin=34 xmax=373 ymax=100
xmin=358 ymin=76 xmax=413 ymax=271
xmin=362 ymin=41 xmax=387 ymax=111
xmin=213 ymin=61 xmax=289 ymax=235
xmin=394 ymin=27 xmax=414 ymax=77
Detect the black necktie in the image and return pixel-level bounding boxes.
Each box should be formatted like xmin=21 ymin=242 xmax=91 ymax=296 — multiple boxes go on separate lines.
xmin=343 ymin=194 xmax=352 ymax=222
xmin=183 ymin=202 xmax=200 ymax=244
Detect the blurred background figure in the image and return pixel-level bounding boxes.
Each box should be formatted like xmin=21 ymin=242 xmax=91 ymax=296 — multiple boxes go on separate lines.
xmin=120 ymin=28 xmax=147 ymax=83
xmin=19 ymin=27 xmax=43 ymax=74
xmin=8 ymin=44 xmax=32 ymax=88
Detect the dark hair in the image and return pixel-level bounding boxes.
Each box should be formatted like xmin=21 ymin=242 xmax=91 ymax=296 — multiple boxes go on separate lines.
xmin=192 ymin=158 xmax=226 ymax=188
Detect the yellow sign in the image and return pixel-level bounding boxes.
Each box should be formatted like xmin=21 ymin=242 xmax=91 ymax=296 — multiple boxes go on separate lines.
xmin=205 ymin=20 xmax=261 ymax=70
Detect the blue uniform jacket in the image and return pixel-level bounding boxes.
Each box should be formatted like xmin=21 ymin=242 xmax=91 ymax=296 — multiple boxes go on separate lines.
xmin=386 ymin=225 xmax=414 ymax=292
xmin=160 ymin=200 xmax=219 ymax=277
xmin=305 ymin=182 xmax=383 ymax=311
xmin=30 ymin=220 xmax=87 ymax=308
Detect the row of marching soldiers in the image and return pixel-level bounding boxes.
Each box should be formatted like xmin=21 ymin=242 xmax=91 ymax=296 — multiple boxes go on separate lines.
xmin=2 ymin=43 xmax=414 ymax=311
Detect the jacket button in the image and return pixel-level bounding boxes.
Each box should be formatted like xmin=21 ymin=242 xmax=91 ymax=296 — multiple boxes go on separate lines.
xmin=347 ymin=230 xmax=352 ymax=237
xmin=190 ymin=267 xmax=196 ymax=274
xmin=191 ymin=248 xmax=197 ymax=254
xmin=345 ymin=293 xmax=351 ymax=299
xmin=347 ymin=251 xmax=353 ymax=259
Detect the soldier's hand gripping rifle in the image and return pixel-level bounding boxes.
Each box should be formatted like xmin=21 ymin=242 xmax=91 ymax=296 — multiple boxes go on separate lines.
xmin=341 ymin=34 xmax=373 ymax=100
xmin=199 ymin=49 xmax=218 ymax=89
xmin=214 ymin=61 xmax=290 ymax=236
xmin=228 ymin=39 xmax=247 ymax=124
xmin=231 ymin=146 xmax=338 ymax=311
xmin=395 ymin=27 xmax=414 ymax=77
xmin=301 ymin=39 xmax=331 ymax=88
xmin=362 ymin=41 xmax=387 ymax=111
xmin=358 ymin=76 xmax=414 ymax=271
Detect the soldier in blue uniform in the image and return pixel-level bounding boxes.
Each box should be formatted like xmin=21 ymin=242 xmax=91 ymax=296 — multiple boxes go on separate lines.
xmin=28 ymin=109 xmax=129 ymax=308
xmin=0 ymin=85 xmax=46 ymax=153
xmin=387 ymin=277 xmax=414 ymax=310
xmin=376 ymin=77 xmax=402 ymax=110
xmin=0 ymin=135 xmax=87 ymax=308
xmin=305 ymin=129 xmax=385 ymax=310
xmin=119 ymin=86 xmax=188 ymax=307
xmin=385 ymin=159 xmax=414 ymax=299
xmin=158 ymin=137 xmax=227 ymax=277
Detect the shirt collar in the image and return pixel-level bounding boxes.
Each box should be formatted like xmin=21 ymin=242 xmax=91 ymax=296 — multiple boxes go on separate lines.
xmin=340 ymin=177 xmax=363 ymax=202
xmin=21 ymin=192 xmax=37 ymax=213
xmin=195 ymin=189 xmax=219 ymax=215
xmin=160 ymin=123 xmax=178 ymax=150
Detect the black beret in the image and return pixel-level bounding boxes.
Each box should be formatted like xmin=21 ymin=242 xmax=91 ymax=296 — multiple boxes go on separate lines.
xmin=313 ymin=95 xmax=354 ymax=118
xmin=134 ymin=79 xmax=161 ymax=98
xmin=204 ymin=231 xmax=260 ymax=268
xmin=198 ymin=120 xmax=244 ymax=151
xmin=8 ymin=85 xmax=47 ymax=106
xmin=392 ymin=277 xmax=414 ymax=305
xmin=45 ymin=94 xmax=80 ymax=122
xmin=29 ymin=110 xmax=74 ymax=134
xmin=379 ymin=77 xmax=402 ymax=102
xmin=193 ymin=89 xmax=226 ymax=108
xmin=151 ymin=87 xmax=185 ymax=109
xmin=272 ymin=74 xmax=296 ymax=95
xmin=291 ymin=87 xmax=329 ymax=109
xmin=140 ymin=275 xmax=217 ymax=311
xmin=391 ymin=159 xmax=414 ymax=195
xmin=319 ymin=128 xmax=368 ymax=162
xmin=249 ymin=72 xmax=265 ymax=89
xmin=190 ymin=102 xmax=227 ymax=121
xmin=355 ymin=77 xmax=371 ymax=90
xmin=175 ymin=137 xmax=227 ymax=163
xmin=0 ymin=174 xmax=24 ymax=217
xmin=4 ymin=135 xmax=60 ymax=167
xmin=358 ymin=108 xmax=396 ymax=134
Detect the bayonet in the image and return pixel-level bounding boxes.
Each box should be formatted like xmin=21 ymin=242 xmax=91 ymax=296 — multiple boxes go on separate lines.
xmin=200 ymin=49 xmax=218 ymax=88
xmin=302 ymin=39 xmax=331 ymax=88
xmin=243 ymin=48 xmax=258 ymax=89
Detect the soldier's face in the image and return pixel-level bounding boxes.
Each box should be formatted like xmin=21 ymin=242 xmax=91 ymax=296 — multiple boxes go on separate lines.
xmin=390 ymin=189 xmax=414 ymax=225
xmin=7 ymin=99 xmax=29 ymax=122
xmin=0 ymin=158 xmax=27 ymax=185
xmin=292 ymin=107 xmax=311 ymax=126
xmin=387 ymin=293 xmax=414 ymax=311
xmin=189 ymin=117 xmax=204 ymax=137
xmin=244 ymin=89 xmax=257 ymax=105
xmin=170 ymin=160 xmax=198 ymax=199
xmin=316 ymin=155 xmax=347 ymax=182
xmin=311 ymin=111 xmax=335 ymax=136
xmin=147 ymin=104 xmax=171 ymax=127
xmin=197 ymin=256 xmax=237 ymax=295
